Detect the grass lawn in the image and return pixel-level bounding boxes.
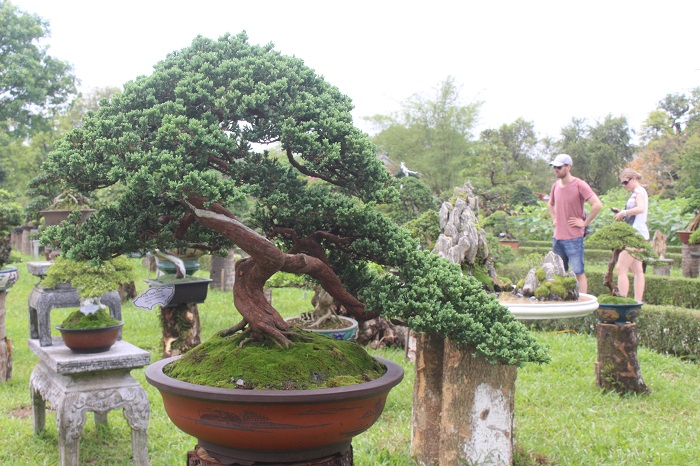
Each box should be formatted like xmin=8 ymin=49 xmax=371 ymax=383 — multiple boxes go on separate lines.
xmin=1 ymin=256 xmax=699 ymax=465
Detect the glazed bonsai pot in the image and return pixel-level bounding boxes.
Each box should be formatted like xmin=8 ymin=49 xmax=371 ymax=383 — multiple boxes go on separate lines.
xmin=0 ymin=266 xmax=19 ymax=291
xmin=56 ymin=322 xmax=124 ymax=353
xmin=285 ymin=315 xmax=359 ymax=341
xmin=145 ymin=277 xmax=213 ymax=305
xmin=40 ymin=209 xmax=95 ymax=227
xmin=596 ymin=302 xmax=643 ymax=325
xmin=156 ymin=258 xmax=202 ymax=276
xmin=145 ymin=355 xmax=404 ymax=464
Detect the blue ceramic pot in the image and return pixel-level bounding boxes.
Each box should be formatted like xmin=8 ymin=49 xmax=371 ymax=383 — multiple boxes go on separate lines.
xmin=285 ymin=315 xmax=358 ymax=341
xmin=596 ymin=302 xmax=643 ymax=325
xmin=0 ymin=266 xmax=19 ymax=291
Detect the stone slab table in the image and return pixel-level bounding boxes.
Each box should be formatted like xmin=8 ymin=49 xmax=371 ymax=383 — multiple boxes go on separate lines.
xmin=27 ymin=262 xmax=122 ymax=347
xmin=29 ymin=338 xmax=150 ymax=466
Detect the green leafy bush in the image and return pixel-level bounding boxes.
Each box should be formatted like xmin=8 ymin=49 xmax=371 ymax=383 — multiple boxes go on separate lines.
xmin=41 ymin=255 xmax=135 ymax=299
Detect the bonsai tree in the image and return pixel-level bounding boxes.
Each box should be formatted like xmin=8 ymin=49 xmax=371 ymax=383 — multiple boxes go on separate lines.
xmin=586 ymin=222 xmax=653 ymax=298
xmin=0 ymin=189 xmax=23 ymax=269
xmin=41 ymin=255 xmax=135 ymax=307
xmin=39 ymin=32 xmax=547 ymax=366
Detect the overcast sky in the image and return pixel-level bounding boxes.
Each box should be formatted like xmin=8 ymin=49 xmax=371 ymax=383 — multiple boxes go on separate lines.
xmin=10 ymin=0 xmax=700 ymax=140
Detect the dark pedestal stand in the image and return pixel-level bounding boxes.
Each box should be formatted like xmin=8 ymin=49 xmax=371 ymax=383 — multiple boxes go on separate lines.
xmin=186 ymin=445 xmax=354 ymax=466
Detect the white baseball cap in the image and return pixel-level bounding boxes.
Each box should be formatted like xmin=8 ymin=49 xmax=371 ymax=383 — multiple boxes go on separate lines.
xmin=550 ymin=154 xmax=573 ymax=167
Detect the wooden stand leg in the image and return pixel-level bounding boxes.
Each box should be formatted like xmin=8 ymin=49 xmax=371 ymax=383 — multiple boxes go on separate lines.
xmin=595 ymin=322 xmax=650 ymax=395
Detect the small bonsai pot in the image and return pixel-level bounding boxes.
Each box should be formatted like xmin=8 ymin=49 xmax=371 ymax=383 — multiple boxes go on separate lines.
xmin=145 ymin=355 xmax=403 ymax=464
xmin=498 ymin=239 xmax=520 ymax=251
xmin=678 ymin=230 xmax=693 ymax=245
xmin=56 ymin=322 xmax=124 ymax=353
xmin=146 ymin=277 xmax=213 ymax=305
xmin=156 ymin=258 xmax=202 ymax=276
xmin=596 ymin=302 xmax=642 ymax=325
xmin=40 ymin=209 xmax=95 ymax=227
xmin=285 ymin=315 xmax=358 ymax=341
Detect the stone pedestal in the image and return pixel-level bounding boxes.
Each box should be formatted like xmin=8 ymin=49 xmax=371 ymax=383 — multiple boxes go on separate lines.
xmin=681 ymin=245 xmax=700 ymax=278
xmin=29 ymin=338 xmax=151 ymax=466
xmin=27 ymin=261 xmax=122 ymax=347
xmin=649 ymin=258 xmax=673 ymax=276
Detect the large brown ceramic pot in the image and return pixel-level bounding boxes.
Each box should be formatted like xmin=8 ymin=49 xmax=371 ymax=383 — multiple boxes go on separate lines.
xmin=145 ymin=355 xmax=404 ymax=464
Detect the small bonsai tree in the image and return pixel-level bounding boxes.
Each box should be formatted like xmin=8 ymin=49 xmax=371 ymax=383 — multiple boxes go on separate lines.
xmin=586 ymin=222 xmax=653 ymax=298
xmin=0 ymin=189 xmax=23 ymax=269
xmin=41 ymin=256 xmax=135 ymax=314
xmin=39 ymin=33 xmax=548 ymax=366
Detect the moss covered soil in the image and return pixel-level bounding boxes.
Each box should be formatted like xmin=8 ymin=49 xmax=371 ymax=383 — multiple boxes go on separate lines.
xmin=164 ymin=330 xmax=386 ymax=390
xmin=59 ymin=308 xmax=121 ymax=329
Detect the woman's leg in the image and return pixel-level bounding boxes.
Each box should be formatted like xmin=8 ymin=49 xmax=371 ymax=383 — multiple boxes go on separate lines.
xmin=616 ymin=251 xmax=633 ymax=297
xmin=629 ymin=256 xmax=645 ymax=302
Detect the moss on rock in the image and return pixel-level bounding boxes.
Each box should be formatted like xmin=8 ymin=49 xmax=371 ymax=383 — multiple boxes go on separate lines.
xmin=164 ymin=330 xmax=386 ymax=390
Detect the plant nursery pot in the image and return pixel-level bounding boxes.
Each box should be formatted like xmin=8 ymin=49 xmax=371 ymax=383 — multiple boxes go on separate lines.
xmin=498 ymin=239 xmax=520 ymax=251
xmin=56 ymin=323 xmax=124 ymax=353
xmin=678 ymin=230 xmax=693 ymax=245
xmin=0 ymin=266 xmax=19 ymax=291
xmin=145 ymin=355 xmax=403 ymax=464
xmin=596 ymin=302 xmax=643 ymax=325
xmin=145 ymin=277 xmax=213 ymax=305
xmin=285 ymin=315 xmax=359 ymax=341
xmin=39 ymin=209 xmax=95 ymax=227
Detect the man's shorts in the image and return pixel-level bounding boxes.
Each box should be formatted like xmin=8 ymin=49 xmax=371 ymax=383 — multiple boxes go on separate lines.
xmin=552 ymin=236 xmax=585 ymax=275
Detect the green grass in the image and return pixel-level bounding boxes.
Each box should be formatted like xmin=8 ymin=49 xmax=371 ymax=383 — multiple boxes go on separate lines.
xmin=1 ymin=255 xmax=700 ymax=464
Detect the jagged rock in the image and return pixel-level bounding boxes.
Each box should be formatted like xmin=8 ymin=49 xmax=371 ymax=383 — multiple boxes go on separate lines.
xmin=517 ymin=251 xmax=578 ymax=301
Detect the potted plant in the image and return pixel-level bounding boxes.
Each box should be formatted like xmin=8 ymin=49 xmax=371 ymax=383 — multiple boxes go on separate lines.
xmin=38 ymin=33 xmax=548 ymax=463
xmin=286 ymin=285 xmax=359 ymax=341
xmin=586 ymin=222 xmax=653 ymax=323
xmin=38 ymin=189 xmax=95 ymax=227
xmin=40 ymin=255 xmax=135 ymax=352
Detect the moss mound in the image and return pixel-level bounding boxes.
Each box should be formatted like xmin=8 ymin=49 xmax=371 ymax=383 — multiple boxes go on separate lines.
xmin=60 ymin=308 xmax=121 ymax=329
xmin=164 ymin=330 xmax=387 ymax=390
xmin=598 ymin=294 xmax=639 ymax=305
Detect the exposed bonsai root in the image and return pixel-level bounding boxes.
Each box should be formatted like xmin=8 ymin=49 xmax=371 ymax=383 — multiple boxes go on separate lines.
xmin=217 ymin=319 xmax=248 ymax=337
xmin=305 ymin=309 xmax=335 ymax=328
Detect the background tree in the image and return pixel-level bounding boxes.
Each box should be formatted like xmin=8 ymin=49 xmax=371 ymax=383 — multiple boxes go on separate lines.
xmin=467 ymin=118 xmax=549 ymax=213
xmin=366 ymin=77 xmax=481 ymax=197
xmin=0 ymin=1 xmax=76 ymax=138
xmin=558 ymin=115 xmax=634 ymax=193
xmin=0 ymin=1 xmax=77 ymax=196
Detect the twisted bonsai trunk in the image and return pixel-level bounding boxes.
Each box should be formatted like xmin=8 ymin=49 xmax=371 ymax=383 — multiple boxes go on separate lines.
xmin=603 ymin=248 xmax=623 ymax=296
xmin=183 ymin=195 xmax=371 ymax=347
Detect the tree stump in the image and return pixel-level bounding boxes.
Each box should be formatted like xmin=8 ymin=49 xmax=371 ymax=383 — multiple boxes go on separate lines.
xmin=186 ymin=444 xmax=353 ymax=465
xmin=160 ymin=302 xmax=201 ymax=358
xmin=412 ymin=333 xmax=517 ymax=465
xmin=595 ymin=323 xmax=650 ymax=395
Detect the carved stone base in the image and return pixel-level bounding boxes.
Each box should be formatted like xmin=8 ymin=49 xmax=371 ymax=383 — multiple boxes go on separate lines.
xmin=29 ymin=339 xmax=151 ymax=465
xmin=186 ymin=444 xmax=354 ymax=465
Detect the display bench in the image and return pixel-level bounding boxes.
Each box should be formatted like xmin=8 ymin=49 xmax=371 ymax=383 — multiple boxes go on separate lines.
xmin=29 ymin=338 xmax=150 ymax=466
